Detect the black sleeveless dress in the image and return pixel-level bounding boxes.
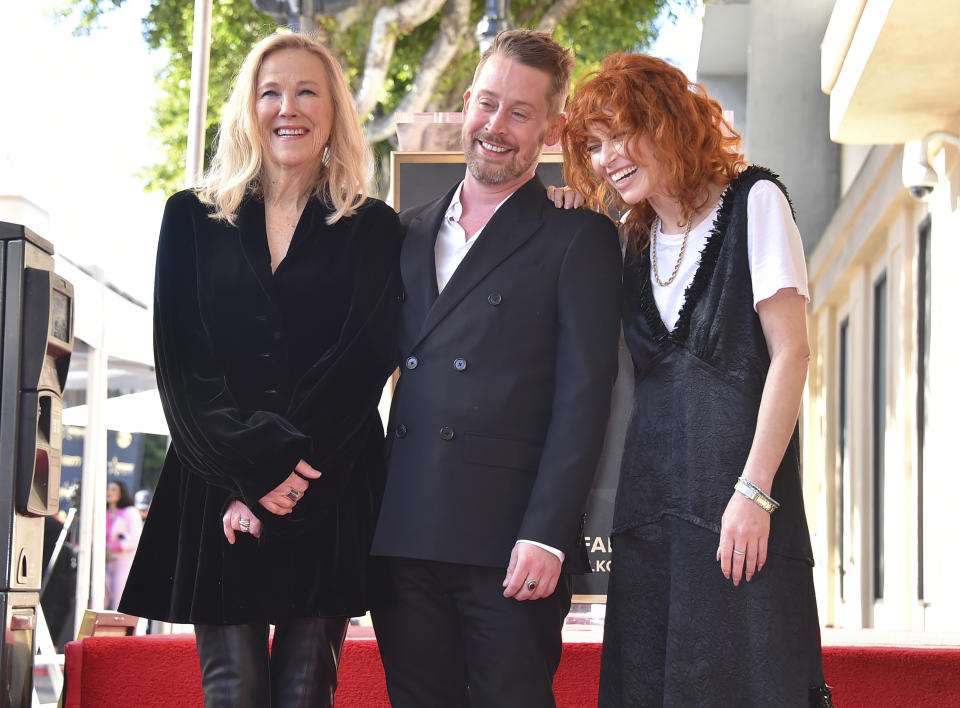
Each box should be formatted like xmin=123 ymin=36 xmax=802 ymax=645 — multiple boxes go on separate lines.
xmin=598 ymin=167 xmax=833 ymax=707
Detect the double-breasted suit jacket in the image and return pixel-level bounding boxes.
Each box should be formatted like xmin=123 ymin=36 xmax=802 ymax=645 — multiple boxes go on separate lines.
xmin=371 ymin=176 xmax=623 ymax=572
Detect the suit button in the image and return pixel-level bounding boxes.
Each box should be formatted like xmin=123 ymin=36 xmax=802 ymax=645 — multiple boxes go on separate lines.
xmin=487 ymin=292 xmax=502 ymax=306
xmin=453 ymin=358 xmax=467 ymax=371
xmin=439 ymin=426 xmax=455 ymax=441
xmin=264 ymin=388 xmax=279 ymax=396
xmin=258 ymin=352 xmax=271 ymax=360
xmin=397 ymin=290 xmax=406 ymax=303
xmin=271 ymin=330 xmax=282 ymax=340
xmin=405 ymin=356 xmax=419 ymax=370
xmin=255 ymin=314 xmax=269 ymax=322
xmin=395 ymin=424 xmax=408 ymax=439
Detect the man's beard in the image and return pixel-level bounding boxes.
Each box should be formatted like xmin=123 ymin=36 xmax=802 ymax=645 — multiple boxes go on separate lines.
xmin=463 ymin=128 xmax=546 ymax=185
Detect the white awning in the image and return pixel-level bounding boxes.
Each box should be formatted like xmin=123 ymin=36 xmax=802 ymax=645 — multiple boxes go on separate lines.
xmin=62 ymin=389 xmax=168 ymax=437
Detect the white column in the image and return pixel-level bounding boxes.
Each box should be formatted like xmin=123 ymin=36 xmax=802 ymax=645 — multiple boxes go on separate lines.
xmin=184 ymin=0 xmax=212 ymax=188
xmin=74 ymin=268 xmax=108 ymax=632
xmin=807 ymin=304 xmax=837 ymax=625
xmin=844 ymin=265 xmax=870 ymax=629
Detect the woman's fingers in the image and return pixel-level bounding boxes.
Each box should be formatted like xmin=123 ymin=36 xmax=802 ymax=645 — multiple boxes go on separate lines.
xmin=545 ymin=185 xmax=583 ymax=209
xmin=222 ymin=512 xmax=237 ymax=545
xmin=294 ymin=459 xmax=321 ymax=480
xmin=717 ymin=532 xmax=732 ymax=578
xmin=247 ymin=514 xmax=262 ymax=539
xmin=744 ymin=541 xmax=759 ymax=583
xmin=222 ymin=500 xmax=263 ymax=541
xmin=259 ymin=469 xmax=314 ymax=514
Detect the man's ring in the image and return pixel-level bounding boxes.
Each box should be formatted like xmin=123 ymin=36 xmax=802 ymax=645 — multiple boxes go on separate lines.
xmin=239 ymin=518 xmax=251 ymax=530
xmin=733 ymin=548 xmax=745 ymax=555
xmin=285 ymin=488 xmax=301 ymax=501
xmin=525 ymin=579 xmax=538 ymax=591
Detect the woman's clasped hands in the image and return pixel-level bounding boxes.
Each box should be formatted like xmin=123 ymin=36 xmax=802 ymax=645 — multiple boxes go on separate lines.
xmin=222 ymin=459 xmax=321 ymax=543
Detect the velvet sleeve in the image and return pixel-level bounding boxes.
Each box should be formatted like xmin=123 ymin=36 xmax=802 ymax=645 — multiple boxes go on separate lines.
xmin=286 ymin=201 xmax=402 ymax=483
xmin=153 ymin=191 xmax=312 ymax=503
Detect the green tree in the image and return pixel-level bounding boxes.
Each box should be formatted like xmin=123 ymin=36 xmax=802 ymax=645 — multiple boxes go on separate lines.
xmin=55 ymin=0 xmax=687 ymax=196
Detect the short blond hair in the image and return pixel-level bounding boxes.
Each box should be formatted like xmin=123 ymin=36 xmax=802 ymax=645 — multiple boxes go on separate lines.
xmin=197 ymin=33 xmax=372 ymax=225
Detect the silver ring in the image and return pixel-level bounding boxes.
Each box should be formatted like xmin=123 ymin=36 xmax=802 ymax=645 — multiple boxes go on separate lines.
xmin=525 ymin=579 xmax=538 ymax=591
xmin=285 ymin=488 xmax=301 ymax=501
xmin=238 ymin=518 xmax=251 ymax=529
xmin=733 ymin=549 xmax=745 ymax=555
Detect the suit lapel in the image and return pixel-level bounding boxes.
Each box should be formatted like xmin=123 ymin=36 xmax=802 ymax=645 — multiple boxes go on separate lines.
xmin=414 ymin=175 xmax=546 ymax=346
xmin=400 ymin=187 xmax=451 ymax=340
xmin=236 ymin=197 xmax=279 ymax=308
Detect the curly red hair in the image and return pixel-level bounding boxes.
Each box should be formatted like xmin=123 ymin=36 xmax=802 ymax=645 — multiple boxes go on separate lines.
xmin=562 ymin=53 xmax=745 ymax=256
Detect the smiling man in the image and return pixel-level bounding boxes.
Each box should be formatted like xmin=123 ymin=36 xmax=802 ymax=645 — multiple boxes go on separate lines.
xmin=371 ymin=29 xmax=623 ymax=708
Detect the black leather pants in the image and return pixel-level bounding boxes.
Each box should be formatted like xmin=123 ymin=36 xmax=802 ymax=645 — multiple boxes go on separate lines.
xmin=195 ymin=616 xmax=349 ymax=708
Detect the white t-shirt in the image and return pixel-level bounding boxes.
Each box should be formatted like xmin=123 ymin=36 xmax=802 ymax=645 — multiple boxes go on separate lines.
xmin=651 ymin=180 xmax=809 ymax=331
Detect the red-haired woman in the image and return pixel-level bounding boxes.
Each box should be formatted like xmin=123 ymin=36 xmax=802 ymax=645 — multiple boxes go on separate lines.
xmin=562 ymin=54 xmax=832 ymax=707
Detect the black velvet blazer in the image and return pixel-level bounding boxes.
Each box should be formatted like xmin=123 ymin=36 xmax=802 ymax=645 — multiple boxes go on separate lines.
xmin=371 ymin=176 xmax=623 ymax=572
xmin=119 ymin=190 xmax=402 ymax=624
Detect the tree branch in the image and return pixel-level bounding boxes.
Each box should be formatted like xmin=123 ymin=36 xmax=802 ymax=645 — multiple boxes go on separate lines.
xmin=333 ymin=0 xmax=385 ymax=32
xmin=363 ymin=0 xmax=471 ymax=142
xmin=353 ymin=0 xmax=447 ymax=120
xmin=536 ymin=0 xmax=583 ymax=32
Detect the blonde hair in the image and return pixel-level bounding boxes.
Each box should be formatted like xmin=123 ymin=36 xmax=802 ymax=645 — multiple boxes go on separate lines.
xmin=197 ymin=33 xmax=372 ymax=225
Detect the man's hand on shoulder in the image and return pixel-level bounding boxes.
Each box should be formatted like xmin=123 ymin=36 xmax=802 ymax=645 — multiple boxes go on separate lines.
xmin=502 ymin=542 xmax=562 ymax=601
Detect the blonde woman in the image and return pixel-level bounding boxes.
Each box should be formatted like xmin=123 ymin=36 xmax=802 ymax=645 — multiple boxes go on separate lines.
xmin=118 ymin=33 xmax=402 ymax=707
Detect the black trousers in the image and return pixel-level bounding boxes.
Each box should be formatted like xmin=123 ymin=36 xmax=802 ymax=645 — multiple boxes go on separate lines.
xmin=372 ymin=557 xmax=573 ymax=708
xmin=194 ymin=616 xmax=349 ymax=708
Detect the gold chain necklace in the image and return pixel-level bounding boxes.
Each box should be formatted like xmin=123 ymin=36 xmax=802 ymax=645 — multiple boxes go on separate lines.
xmin=650 ymin=215 xmax=692 ymax=287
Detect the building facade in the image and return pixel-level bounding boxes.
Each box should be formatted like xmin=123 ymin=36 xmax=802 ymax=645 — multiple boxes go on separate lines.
xmin=699 ymin=0 xmax=960 ymax=631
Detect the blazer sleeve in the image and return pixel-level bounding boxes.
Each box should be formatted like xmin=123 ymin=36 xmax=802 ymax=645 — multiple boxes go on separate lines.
xmin=285 ymin=202 xmax=402 ymax=477
xmin=517 ymin=215 xmax=623 ymax=553
xmin=153 ymin=192 xmax=313 ymax=503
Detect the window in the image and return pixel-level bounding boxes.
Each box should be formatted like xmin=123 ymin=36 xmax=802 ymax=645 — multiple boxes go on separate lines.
xmin=838 ymin=317 xmax=850 ymax=601
xmin=873 ymin=274 xmax=887 ymax=601
xmin=917 ymin=218 xmax=931 ymax=600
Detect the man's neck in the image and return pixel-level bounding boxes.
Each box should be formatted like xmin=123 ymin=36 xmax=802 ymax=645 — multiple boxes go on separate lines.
xmin=459 ymin=170 xmax=534 ymax=216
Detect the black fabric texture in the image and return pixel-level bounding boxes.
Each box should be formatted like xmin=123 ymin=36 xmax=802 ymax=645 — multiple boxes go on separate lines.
xmin=604 ymin=166 xmax=832 ymax=705
xmin=372 ymin=175 xmax=623 ymax=571
xmin=118 ymin=190 xmax=402 ymax=623
xmin=599 ymin=518 xmax=830 ymax=707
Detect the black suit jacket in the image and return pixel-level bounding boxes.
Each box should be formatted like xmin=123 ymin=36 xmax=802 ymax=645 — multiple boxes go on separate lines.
xmin=371 ymin=175 xmax=622 ymax=572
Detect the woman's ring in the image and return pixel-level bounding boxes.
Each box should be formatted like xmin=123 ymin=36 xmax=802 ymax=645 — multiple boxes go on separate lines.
xmin=239 ymin=518 xmax=251 ymax=530
xmin=285 ymin=488 xmax=301 ymax=501
xmin=733 ymin=548 xmax=745 ymax=555
xmin=525 ymin=579 xmax=538 ymax=591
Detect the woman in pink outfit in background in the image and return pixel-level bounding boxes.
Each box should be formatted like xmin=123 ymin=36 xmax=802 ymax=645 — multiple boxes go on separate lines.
xmin=105 ymin=480 xmax=142 ymax=610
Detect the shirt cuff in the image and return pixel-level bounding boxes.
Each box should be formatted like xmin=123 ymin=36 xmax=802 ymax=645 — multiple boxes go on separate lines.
xmin=516 ymin=539 xmax=565 ymax=563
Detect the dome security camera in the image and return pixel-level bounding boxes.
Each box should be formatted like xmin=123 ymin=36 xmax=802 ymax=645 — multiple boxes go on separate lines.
xmin=902 ymin=139 xmax=939 ymax=202
xmin=903 ymin=131 xmax=960 ymax=202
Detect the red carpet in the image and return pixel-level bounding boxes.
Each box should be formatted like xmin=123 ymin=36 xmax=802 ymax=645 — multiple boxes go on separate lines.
xmin=64 ymin=629 xmax=960 ymax=707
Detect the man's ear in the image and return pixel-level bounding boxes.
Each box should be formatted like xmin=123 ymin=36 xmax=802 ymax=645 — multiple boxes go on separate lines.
xmin=462 ymin=88 xmax=472 ymax=115
xmin=545 ymin=112 xmax=566 ymax=146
